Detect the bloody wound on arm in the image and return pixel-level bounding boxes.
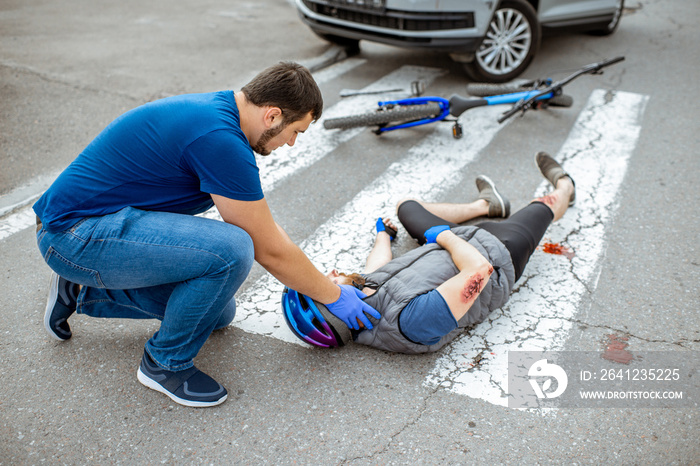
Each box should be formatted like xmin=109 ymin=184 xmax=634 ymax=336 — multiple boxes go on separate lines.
xmin=461 ymin=266 xmax=494 ymax=303
xmin=435 ymin=229 xmax=494 ymax=322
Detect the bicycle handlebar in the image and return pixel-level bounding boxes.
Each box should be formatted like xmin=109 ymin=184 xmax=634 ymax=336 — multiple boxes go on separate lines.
xmin=497 ymin=56 xmax=625 ymax=123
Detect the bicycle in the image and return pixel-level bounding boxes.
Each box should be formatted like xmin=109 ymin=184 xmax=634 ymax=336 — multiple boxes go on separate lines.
xmin=323 ymin=57 xmax=625 ymax=139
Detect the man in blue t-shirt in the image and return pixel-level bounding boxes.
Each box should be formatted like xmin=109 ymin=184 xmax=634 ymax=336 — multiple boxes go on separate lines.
xmin=34 ymin=62 xmax=380 ymax=408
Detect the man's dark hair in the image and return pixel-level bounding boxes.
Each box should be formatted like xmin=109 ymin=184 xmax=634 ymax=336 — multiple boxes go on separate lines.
xmin=241 ymin=62 xmax=323 ymax=123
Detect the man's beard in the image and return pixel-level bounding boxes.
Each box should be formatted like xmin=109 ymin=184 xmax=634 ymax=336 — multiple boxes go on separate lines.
xmin=252 ymin=124 xmax=285 ymax=156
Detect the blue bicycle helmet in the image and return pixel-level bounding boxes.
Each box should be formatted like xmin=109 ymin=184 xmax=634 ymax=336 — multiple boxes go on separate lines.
xmin=281 ymin=287 xmax=351 ymax=348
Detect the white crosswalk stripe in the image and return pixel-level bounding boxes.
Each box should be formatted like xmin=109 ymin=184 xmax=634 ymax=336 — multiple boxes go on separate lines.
xmin=259 ymin=65 xmax=448 ymax=193
xmin=233 ymin=87 xmax=650 ymax=410
xmin=198 ymin=65 xmax=447 ymax=220
xmin=0 ymin=207 xmax=37 ymax=242
xmin=233 ymin=103 xmax=511 ymax=340
xmin=424 ymin=90 xmax=649 ymax=406
xmin=2 ymin=64 xmax=445 ymax=237
xmin=1 ymin=64 xmax=650 ymax=410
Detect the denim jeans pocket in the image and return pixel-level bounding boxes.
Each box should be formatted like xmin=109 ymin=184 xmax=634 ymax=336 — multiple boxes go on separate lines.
xmin=36 ymin=228 xmax=48 ymax=245
xmin=44 ymin=246 xmax=105 ymax=288
xmin=67 ymin=216 xmax=97 ymax=242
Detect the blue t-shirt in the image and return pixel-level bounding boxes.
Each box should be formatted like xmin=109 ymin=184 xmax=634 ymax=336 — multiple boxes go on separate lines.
xmin=34 ymin=91 xmax=263 ymax=232
xmin=398 ymin=289 xmax=458 ymax=346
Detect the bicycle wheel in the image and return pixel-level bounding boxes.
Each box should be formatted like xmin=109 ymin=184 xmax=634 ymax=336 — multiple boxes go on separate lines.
xmin=547 ymin=94 xmax=573 ymax=108
xmin=323 ymin=103 xmax=443 ymax=130
xmin=466 ymin=80 xmax=534 ymax=97
xmin=467 ymin=82 xmax=573 ymax=108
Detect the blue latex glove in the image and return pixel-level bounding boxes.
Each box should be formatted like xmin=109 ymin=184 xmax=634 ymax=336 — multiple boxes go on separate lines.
xmin=326 ymin=285 xmax=382 ymax=330
xmin=375 ymin=217 xmax=396 ymax=241
xmin=424 ymin=225 xmax=451 ymax=244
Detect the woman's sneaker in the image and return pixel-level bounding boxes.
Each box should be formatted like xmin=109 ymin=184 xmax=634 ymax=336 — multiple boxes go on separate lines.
xmin=476 ymin=175 xmax=510 ymax=218
xmin=137 ymin=352 xmax=228 ymax=408
xmin=44 ymin=272 xmax=80 ymax=341
xmin=535 ymin=152 xmax=576 ymax=206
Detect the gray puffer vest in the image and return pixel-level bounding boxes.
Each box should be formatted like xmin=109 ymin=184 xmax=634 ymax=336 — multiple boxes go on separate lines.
xmin=355 ymin=226 xmax=515 ymax=354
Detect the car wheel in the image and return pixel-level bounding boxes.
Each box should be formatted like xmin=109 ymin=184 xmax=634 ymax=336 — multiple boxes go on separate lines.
xmin=589 ymin=0 xmax=624 ymax=36
xmin=464 ymin=0 xmax=541 ymax=83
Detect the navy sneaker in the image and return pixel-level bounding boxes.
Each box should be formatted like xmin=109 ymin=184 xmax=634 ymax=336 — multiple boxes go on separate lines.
xmin=137 ymin=352 xmax=228 ymax=408
xmin=44 ymin=272 xmax=80 ymax=341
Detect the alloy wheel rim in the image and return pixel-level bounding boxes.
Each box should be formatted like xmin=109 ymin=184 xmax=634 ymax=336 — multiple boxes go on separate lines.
xmin=476 ymin=8 xmax=532 ymax=76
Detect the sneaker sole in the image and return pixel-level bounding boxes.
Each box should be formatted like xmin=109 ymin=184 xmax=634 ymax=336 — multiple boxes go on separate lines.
xmin=534 ymin=152 xmax=575 ymax=206
xmin=478 ymin=175 xmax=508 ymax=218
xmin=44 ymin=273 xmax=68 ymax=341
xmin=137 ymin=367 xmax=227 ymax=408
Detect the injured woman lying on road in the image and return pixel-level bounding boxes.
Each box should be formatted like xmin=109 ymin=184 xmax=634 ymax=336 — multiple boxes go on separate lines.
xmin=282 ymin=152 xmax=576 ymax=354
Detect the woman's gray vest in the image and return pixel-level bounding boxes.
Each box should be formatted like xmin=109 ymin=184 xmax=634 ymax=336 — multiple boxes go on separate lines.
xmin=356 ymin=226 xmax=516 ymax=354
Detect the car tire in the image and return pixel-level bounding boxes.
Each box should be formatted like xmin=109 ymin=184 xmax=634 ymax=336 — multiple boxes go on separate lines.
xmin=311 ymin=31 xmax=361 ymax=52
xmin=588 ymin=0 xmax=624 ymax=36
xmin=464 ymin=0 xmax=541 ymax=83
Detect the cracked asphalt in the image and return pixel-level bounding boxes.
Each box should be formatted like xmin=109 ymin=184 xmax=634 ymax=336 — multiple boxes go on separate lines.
xmin=1 ymin=0 xmax=698 ymax=463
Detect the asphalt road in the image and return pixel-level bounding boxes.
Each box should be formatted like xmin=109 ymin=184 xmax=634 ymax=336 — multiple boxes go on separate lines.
xmin=1 ymin=0 xmax=698 ymax=464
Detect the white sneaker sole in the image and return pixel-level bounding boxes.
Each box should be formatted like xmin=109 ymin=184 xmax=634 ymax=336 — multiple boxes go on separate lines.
xmin=534 ymin=152 xmax=575 ymax=206
xmin=477 ymin=175 xmax=507 ymax=217
xmin=44 ymin=272 xmax=68 ymax=341
xmin=137 ymin=367 xmax=227 ymax=408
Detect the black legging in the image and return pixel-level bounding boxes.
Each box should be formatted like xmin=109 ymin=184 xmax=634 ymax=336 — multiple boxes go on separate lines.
xmin=396 ymin=200 xmax=554 ymax=282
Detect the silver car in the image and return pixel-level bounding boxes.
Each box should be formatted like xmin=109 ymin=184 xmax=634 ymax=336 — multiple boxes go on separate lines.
xmin=294 ymin=0 xmax=624 ymax=82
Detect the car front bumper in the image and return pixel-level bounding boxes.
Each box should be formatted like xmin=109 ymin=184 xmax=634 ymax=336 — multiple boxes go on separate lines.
xmin=295 ymin=0 xmax=487 ymax=53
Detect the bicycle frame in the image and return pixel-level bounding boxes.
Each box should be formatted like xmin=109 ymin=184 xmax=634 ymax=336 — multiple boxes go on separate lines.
xmin=498 ymin=56 xmax=625 ymax=122
xmin=323 ymin=57 xmax=624 ymax=136
xmin=375 ymin=89 xmax=556 ymax=133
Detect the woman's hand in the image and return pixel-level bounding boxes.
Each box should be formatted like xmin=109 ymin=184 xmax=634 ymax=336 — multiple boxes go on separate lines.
xmin=366 ymin=217 xmax=397 ymax=273
xmin=376 ymin=217 xmax=397 ymax=241
xmin=424 ymin=224 xmax=451 ymax=244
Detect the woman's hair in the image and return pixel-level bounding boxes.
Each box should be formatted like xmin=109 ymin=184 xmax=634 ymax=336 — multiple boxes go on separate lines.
xmin=241 ymin=61 xmax=323 ymax=124
xmin=339 ymin=272 xmax=366 ymax=289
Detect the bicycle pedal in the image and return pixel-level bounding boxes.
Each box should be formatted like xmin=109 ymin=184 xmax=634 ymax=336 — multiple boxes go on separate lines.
xmin=452 ymin=122 xmax=463 ymax=139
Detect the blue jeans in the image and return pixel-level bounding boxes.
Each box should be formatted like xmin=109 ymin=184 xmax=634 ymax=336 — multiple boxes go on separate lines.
xmin=36 ymin=207 xmax=254 ymax=371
